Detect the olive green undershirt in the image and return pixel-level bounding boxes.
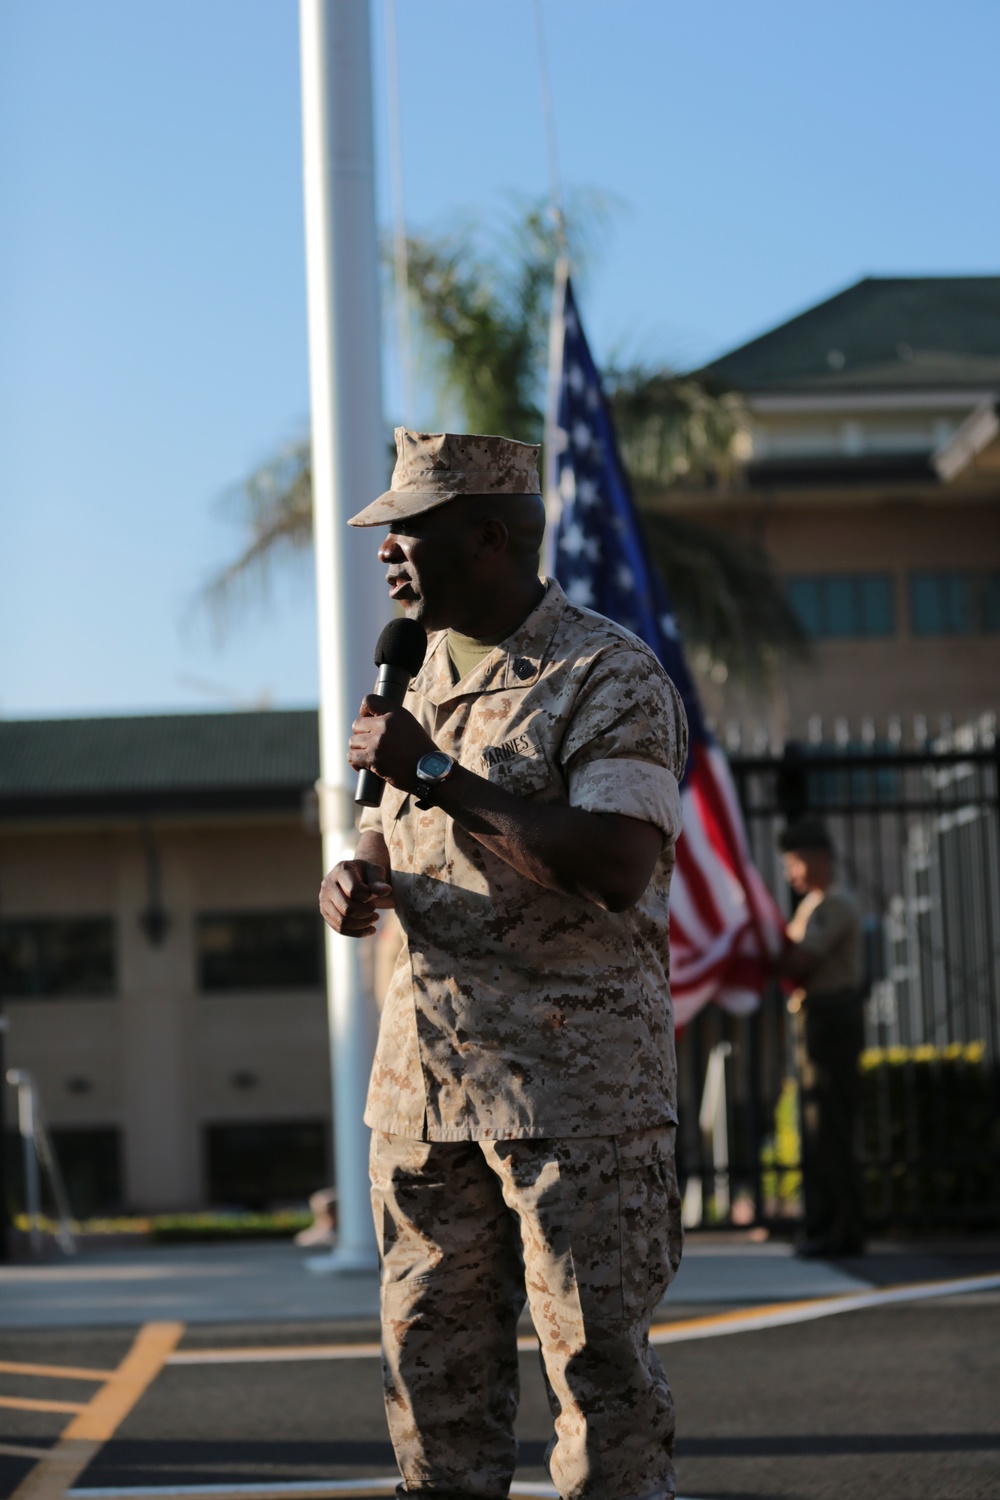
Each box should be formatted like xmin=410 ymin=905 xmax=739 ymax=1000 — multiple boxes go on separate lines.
xmin=446 ymin=625 xmax=513 ymax=683
xmin=445 ymin=581 xmax=549 ymax=683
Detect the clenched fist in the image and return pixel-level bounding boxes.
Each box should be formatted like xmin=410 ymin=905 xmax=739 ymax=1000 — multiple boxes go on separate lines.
xmin=319 ymin=858 xmax=393 ymax=939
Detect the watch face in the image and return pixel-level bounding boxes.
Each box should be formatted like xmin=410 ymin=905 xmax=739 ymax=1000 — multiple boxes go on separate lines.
xmin=419 ymin=751 xmax=453 ymax=779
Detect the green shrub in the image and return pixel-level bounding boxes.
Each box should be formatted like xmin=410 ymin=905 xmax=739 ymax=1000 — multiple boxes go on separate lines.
xmin=759 ymin=1043 xmax=1000 ymax=1228
xmin=12 ymin=1209 xmax=314 ymax=1243
xmin=861 ymin=1043 xmax=1000 ymax=1225
xmin=760 ymin=1077 xmax=803 ymax=1216
xmin=149 ymin=1210 xmax=313 ymax=1243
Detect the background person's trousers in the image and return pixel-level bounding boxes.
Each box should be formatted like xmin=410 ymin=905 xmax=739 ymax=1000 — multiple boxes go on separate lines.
xmin=370 ymin=1126 xmax=683 ymax=1500
xmin=797 ymin=997 xmax=866 ymax=1251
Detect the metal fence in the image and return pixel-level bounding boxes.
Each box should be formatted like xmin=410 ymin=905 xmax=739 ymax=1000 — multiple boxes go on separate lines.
xmin=677 ymin=728 xmax=1000 ymax=1231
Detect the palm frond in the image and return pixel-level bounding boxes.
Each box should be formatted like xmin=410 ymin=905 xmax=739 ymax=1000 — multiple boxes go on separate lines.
xmin=205 ymin=197 xmax=805 ymax=684
xmin=198 ymin=439 xmax=313 ymax=627
xmin=401 ymin=192 xmax=612 ymax=442
xmin=608 ymin=365 xmax=752 ymax=488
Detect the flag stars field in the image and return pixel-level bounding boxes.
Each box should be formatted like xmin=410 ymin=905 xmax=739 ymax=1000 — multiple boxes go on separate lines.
xmin=548 ymin=273 xmax=786 ymax=1027
xmin=558 ymin=520 xmax=588 ymax=557
xmin=565 ymin=578 xmax=595 ymax=606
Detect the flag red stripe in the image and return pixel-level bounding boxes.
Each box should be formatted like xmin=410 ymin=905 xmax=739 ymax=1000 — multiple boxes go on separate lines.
xmin=668 ymin=747 xmax=785 ymax=1021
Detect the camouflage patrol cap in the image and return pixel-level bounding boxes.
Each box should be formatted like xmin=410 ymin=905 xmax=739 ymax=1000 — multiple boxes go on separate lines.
xmin=348 ymin=427 xmax=541 ymax=527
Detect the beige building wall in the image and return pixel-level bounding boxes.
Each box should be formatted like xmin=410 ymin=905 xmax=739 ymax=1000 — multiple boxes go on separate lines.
xmin=667 ymin=493 xmax=1000 ymax=738
xmin=1 ymin=814 xmax=331 ymax=1212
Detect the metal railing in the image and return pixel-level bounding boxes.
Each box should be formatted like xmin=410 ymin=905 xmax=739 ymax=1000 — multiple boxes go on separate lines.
xmin=6 ymin=1069 xmax=76 ymax=1255
xmin=678 ymin=731 xmax=1000 ymax=1230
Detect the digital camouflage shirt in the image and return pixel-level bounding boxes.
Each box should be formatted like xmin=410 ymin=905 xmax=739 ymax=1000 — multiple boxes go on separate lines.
xmin=358 ymin=579 xmax=688 ymax=1141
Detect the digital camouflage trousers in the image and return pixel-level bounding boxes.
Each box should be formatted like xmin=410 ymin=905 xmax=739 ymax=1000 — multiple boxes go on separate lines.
xmin=370 ymin=1125 xmax=683 ymax=1500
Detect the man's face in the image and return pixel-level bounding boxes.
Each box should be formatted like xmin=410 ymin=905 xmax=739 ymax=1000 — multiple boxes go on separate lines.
xmin=377 ymin=502 xmax=475 ymax=633
xmin=782 ymin=848 xmax=830 ymax=895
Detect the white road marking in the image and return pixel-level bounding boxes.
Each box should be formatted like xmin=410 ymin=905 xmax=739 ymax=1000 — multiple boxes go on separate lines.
xmin=67 ymin=1484 xmax=567 ymax=1499
xmin=648 ymin=1271 xmax=1000 ymax=1344
xmin=0 ymin=1442 xmax=53 ymax=1461
xmin=164 ymin=1270 xmax=1000 ymax=1366
xmin=0 ymin=1267 xmax=235 ymax=1284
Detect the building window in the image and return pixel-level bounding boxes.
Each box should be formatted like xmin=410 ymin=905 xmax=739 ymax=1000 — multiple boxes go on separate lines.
xmin=786 ymin=575 xmax=895 ymax=638
xmin=5 ymin=1127 xmax=123 ymax=1218
xmin=986 ymin=573 xmax=1000 ymax=632
xmin=197 ymin=911 xmax=324 ymax=992
xmin=55 ymin=1128 xmax=124 ymax=1216
xmin=205 ymin=1121 xmax=329 ymax=1208
xmin=0 ymin=918 xmax=116 ymax=998
xmin=909 ymin=571 xmax=1000 ymax=635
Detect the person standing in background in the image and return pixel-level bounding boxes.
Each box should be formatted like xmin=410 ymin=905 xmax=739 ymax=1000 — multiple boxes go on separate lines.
xmin=779 ymin=819 xmax=866 ymax=1258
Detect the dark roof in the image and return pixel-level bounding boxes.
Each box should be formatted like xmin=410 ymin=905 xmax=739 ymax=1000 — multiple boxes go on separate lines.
xmin=0 ymin=710 xmax=320 ymax=820
xmin=700 ymin=276 xmax=1000 ymax=394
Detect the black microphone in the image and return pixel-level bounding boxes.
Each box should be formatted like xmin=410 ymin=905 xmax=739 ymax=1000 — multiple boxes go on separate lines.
xmin=354 ymin=617 xmax=428 ymax=807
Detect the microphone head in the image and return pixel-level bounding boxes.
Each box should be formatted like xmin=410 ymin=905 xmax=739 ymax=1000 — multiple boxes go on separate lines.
xmin=374 ymin=617 xmax=427 ymax=675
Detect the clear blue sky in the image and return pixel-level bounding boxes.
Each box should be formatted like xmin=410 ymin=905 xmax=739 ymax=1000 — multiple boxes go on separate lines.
xmin=2 ymin=0 xmax=998 ymax=719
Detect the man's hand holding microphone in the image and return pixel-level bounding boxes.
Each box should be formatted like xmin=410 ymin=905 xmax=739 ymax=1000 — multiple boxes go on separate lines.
xmin=319 ymin=619 xmax=429 ymax=940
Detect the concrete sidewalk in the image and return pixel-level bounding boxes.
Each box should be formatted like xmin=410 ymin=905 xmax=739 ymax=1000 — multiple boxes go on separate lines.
xmin=0 ymin=1237 xmax=874 ymax=1328
xmin=4 ymin=1233 xmax=998 ymax=1330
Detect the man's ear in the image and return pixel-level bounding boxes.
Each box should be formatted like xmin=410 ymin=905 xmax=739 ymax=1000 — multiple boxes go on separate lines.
xmin=474 ymin=515 xmax=509 ymax=559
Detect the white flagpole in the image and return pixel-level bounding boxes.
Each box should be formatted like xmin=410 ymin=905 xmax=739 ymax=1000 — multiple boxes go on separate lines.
xmin=384 ymin=0 xmax=414 ymax=427
xmin=534 ymin=0 xmax=568 ymax=579
xmin=542 ymin=256 xmax=569 ymax=579
xmin=299 ymin=0 xmax=384 ymax=1272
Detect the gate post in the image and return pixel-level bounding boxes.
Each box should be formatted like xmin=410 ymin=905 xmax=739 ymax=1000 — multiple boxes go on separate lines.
xmin=776 ymin=740 xmax=809 ymax=825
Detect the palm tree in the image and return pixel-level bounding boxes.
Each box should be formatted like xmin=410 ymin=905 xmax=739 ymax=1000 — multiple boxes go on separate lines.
xmin=202 ymin=199 xmax=805 ymax=682
xmin=400 ymin=199 xmax=571 ymax=439
xmin=200 ymin=438 xmax=313 ymax=628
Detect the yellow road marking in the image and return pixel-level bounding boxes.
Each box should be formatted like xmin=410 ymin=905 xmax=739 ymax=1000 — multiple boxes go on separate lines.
xmin=61 ymin=1323 xmax=184 ymax=1443
xmin=71 ymin=1489 xmax=405 ymax=1500
xmin=165 ymin=1269 xmax=1000 ymax=1368
xmin=649 ymin=1297 xmax=819 ymax=1340
xmin=0 ymin=1397 xmax=86 ymax=1415
xmin=11 ymin=1440 xmax=106 ymax=1500
xmin=0 ymin=1361 xmax=115 ymax=1382
xmin=169 ymin=1341 xmax=382 ymax=1366
xmin=12 ymin=1322 xmax=184 ymax=1500
xmin=65 ymin=1486 xmax=559 ymax=1500
xmin=0 ymin=1442 xmax=53 ymax=1461
xmin=647 ymin=1269 xmax=1000 ymax=1344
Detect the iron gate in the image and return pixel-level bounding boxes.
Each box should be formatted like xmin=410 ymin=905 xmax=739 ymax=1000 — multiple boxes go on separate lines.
xmin=677 ymin=734 xmax=1000 ymax=1230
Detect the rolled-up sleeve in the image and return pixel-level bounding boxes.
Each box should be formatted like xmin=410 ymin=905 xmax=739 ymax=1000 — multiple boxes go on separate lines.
xmin=568 ymin=756 xmax=682 ymax=843
xmin=559 ymin=643 xmax=688 ymax=844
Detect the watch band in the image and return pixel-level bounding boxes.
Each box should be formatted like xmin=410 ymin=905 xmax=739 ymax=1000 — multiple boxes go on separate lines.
xmin=414 ymin=752 xmax=455 ymax=810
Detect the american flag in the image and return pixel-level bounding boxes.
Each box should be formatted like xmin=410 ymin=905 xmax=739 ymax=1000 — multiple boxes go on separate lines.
xmin=545 ymin=270 xmax=784 ymax=1027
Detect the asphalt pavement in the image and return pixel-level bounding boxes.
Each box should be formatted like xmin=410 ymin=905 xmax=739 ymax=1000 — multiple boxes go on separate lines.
xmin=2 ymin=1237 xmax=999 ymax=1500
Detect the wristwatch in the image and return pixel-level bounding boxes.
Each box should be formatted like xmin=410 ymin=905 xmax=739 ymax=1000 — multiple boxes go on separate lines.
xmin=414 ymin=750 xmax=456 ymax=808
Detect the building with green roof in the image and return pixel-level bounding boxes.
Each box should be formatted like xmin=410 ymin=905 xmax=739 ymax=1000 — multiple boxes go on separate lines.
xmin=3 ymin=276 xmax=998 ymax=1220
xmin=0 ymin=710 xmax=335 ymax=1215
xmin=657 ymin=276 xmax=1000 ymax=739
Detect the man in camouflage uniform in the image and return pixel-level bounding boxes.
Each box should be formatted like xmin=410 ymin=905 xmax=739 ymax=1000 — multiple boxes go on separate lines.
xmin=320 ymin=430 xmax=688 ymax=1500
